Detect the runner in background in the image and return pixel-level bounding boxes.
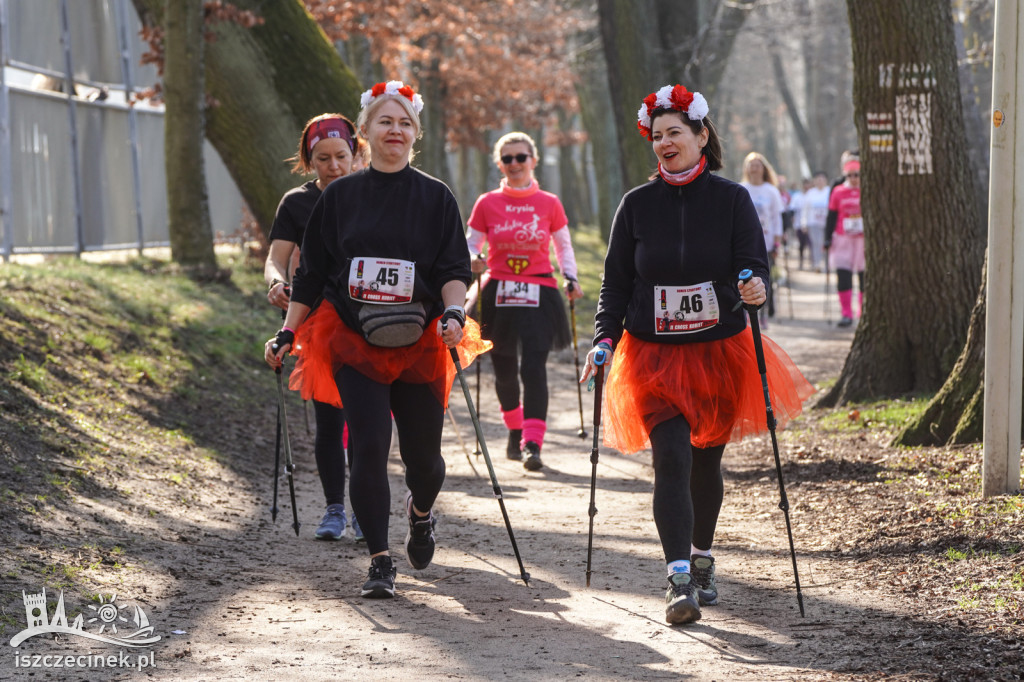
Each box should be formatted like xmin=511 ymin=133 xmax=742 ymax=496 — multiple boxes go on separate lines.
xmin=264 ymin=113 xmax=361 ymax=542
xmin=740 ymin=152 xmax=784 ymax=326
xmin=800 ymin=172 xmax=831 ymax=272
xmin=466 ymin=132 xmax=583 ymax=472
xmin=265 ymin=81 xmax=488 ymax=599
xmin=825 ymin=158 xmax=865 ymax=327
xmin=581 ymin=84 xmax=814 ymax=625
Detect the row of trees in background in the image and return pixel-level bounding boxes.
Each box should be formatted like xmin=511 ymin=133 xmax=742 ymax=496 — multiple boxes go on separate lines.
xmin=138 ymin=0 xmax=1008 ymax=448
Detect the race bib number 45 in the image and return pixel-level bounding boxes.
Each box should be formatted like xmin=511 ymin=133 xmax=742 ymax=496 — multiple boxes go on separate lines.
xmin=495 ymin=280 xmax=541 ymax=307
xmin=654 ymin=282 xmax=720 ymax=334
xmin=348 ymin=257 xmax=415 ymax=304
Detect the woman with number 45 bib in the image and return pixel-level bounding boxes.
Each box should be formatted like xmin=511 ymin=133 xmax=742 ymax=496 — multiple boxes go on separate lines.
xmin=265 ymin=81 xmax=488 ymax=600
xmin=579 ymin=85 xmax=813 ymax=625
xmin=467 ymin=132 xmax=583 ymax=472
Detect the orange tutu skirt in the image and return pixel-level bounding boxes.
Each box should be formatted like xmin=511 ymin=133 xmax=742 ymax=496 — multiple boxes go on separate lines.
xmin=603 ymin=328 xmax=815 ymax=454
xmin=288 ymin=302 xmax=492 ymax=409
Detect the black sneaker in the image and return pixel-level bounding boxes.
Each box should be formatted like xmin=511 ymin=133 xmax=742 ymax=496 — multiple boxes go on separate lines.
xmin=404 ymin=492 xmax=437 ymax=570
xmin=665 ymin=573 xmax=701 ymax=624
xmin=522 ymin=441 xmax=543 ymax=471
xmin=506 ymin=429 xmax=523 ymax=460
xmin=361 ymin=555 xmax=396 ymax=598
xmin=690 ymin=555 xmax=718 ymax=606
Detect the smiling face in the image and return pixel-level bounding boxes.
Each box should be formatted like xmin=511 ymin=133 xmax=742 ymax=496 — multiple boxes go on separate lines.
xmin=651 ymin=111 xmax=708 ymax=173
xmin=497 ymin=141 xmax=537 ymax=188
xmin=310 ymin=137 xmax=353 ymax=189
xmin=363 ymin=98 xmax=416 ymax=171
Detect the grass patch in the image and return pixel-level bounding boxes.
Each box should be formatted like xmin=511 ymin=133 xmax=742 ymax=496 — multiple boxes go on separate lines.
xmin=819 ymin=394 xmax=933 ymax=432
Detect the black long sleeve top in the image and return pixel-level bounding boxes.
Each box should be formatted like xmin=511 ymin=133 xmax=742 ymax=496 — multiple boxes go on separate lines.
xmin=593 ymin=167 xmax=770 ymax=348
xmin=291 ymin=165 xmax=472 ymax=332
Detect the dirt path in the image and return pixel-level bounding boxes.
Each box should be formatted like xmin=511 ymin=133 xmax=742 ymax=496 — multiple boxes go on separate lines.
xmin=117 ymin=267 xmax=894 ymax=682
xmin=14 ymin=267 xmax=934 ymax=682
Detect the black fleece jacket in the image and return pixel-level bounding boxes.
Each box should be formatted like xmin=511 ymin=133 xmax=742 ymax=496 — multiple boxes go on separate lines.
xmin=291 ymin=165 xmax=471 ymax=332
xmin=593 ymin=168 xmax=770 ymax=348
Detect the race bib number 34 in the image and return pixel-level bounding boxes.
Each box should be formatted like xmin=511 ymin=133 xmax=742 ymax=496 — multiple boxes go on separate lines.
xmin=348 ymin=257 xmax=415 ymax=304
xmin=495 ymin=280 xmax=541 ymax=307
xmin=654 ymin=282 xmax=720 ymax=334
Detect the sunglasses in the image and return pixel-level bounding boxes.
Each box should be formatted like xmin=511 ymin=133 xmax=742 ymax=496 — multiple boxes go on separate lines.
xmin=501 ymin=153 xmax=531 ymax=165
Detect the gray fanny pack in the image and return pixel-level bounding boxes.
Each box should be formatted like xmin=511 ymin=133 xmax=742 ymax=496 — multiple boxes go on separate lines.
xmin=357 ymin=302 xmax=427 ymax=347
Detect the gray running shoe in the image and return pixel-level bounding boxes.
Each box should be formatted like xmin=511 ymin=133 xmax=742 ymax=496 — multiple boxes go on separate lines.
xmin=522 ymin=441 xmax=543 ymax=471
xmin=314 ymin=504 xmax=346 ymax=541
xmin=361 ymin=555 xmax=396 ymax=598
xmin=404 ymin=492 xmax=437 ymax=570
xmin=690 ymin=555 xmax=718 ymax=606
xmin=665 ymin=572 xmax=701 ymax=624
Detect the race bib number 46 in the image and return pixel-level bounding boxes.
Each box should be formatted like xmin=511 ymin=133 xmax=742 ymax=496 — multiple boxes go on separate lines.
xmin=495 ymin=280 xmax=541 ymax=307
xmin=653 ymin=282 xmax=720 ymax=334
xmin=348 ymin=257 xmax=415 ymax=304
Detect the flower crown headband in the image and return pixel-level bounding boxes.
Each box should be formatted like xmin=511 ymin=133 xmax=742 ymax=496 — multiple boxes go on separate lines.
xmin=359 ymin=80 xmax=424 ymax=115
xmin=636 ymin=84 xmax=709 ymax=140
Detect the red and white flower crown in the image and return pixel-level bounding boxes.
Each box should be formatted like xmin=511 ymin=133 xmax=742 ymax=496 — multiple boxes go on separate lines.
xmin=359 ymin=80 xmax=424 ymax=114
xmin=636 ymin=85 xmax=709 ymax=140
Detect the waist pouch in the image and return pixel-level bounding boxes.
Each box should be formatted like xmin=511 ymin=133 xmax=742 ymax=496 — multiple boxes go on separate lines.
xmin=357 ymin=302 xmax=427 ymax=347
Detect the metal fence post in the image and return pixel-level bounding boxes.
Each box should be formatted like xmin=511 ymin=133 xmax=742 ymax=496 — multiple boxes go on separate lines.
xmin=0 ymin=0 xmax=13 ymax=262
xmin=59 ymin=0 xmax=85 ymax=256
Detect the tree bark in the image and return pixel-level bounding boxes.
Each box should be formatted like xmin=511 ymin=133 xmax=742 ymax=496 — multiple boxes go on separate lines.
xmin=596 ymin=0 xmax=662 ymax=191
xmin=573 ymin=30 xmax=622 ymax=239
xmin=132 ymin=0 xmax=363 ymax=236
xmin=163 ymin=0 xmax=215 ymax=269
xmin=818 ymin=0 xmax=985 ymax=406
xmin=895 ymin=262 xmax=986 ymax=445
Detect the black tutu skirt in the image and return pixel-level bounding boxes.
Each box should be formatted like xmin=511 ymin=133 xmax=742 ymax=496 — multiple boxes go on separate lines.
xmin=474 ymin=277 xmax=572 ymax=356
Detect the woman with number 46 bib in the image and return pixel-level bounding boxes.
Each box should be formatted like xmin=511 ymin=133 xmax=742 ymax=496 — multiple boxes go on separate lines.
xmin=579 ymin=85 xmax=813 ymax=625
xmin=467 ymin=132 xmax=583 ymax=472
xmin=265 ymin=81 xmax=488 ymax=600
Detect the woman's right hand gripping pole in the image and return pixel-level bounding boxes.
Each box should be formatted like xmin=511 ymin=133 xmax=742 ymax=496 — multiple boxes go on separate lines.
xmin=580 ymin=340 xmax=613 ymax=385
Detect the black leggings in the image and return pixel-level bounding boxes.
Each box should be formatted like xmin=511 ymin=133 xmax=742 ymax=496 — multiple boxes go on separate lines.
xmin=336 ymin=365 xmax=446 ymax=555
xmin=836 ymin=268 xmax=864 ymax=293
xmin=649 ymin=415 xmax=725 ymax=563
xmin=491 ymin=350 xmax=549 ymax=420
xmin=312 ymin=401 xmax=347 ymax=507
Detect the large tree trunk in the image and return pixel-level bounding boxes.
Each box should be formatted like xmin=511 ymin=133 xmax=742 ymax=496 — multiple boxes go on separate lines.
xmin=896 ymin=261 xmax=986 ymax=446
xmin=163 ymin=0 xmax=215 ymax=269
xmin=573 ymin=29 xmax=622 ymax=239
xmin=132 ymin=0 xmax=363 ymax=236
xmin=596 ymin=0 xmax=662 ymax=190
xmin=818 ymin=0 xmax=985 ymax=406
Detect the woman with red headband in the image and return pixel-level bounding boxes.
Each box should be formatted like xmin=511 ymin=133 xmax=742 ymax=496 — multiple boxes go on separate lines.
xmin=264 ymin=113 xmax=362 ymax=543
xmin=825 ymin=159 xmax=864 ymax=327
xmin=466 ymin=131 xmax=583 ymax=472
xmin=580 ymin=85 xmax=813 ymax=625
xmin=265 ymin=81 xmax=488 ymax=600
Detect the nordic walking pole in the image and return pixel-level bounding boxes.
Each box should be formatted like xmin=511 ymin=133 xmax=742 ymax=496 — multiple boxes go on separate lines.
xmin=739 ymin=269 xmax=805 ymax=617
xmin=823 ymin=247 xmax=832 ymax=325
xmin=473 ymin=269 xmax=483 ymax=455
xmin=568 ymin=290 xmax=588 ymax=438
xmin=271 ymin=404 xmax=281 ymax=522
xmin=274 ymin=366 xmax=301 ymax=537
xmin=584 ymin=347 xmax=608 ymax=588
xmin=445 ymin=322 xmax=531 ymax=586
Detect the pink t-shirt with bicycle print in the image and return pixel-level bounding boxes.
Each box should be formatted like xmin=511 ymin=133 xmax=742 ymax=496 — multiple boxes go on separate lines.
xmin=467 ymin=188 xmax=569 ymax=288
